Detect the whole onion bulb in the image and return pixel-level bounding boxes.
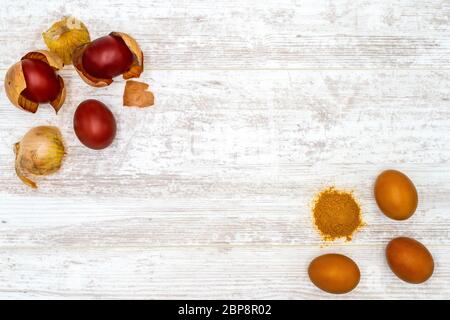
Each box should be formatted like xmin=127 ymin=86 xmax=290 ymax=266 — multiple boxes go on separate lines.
xmin=14 ymin=126 xmax=65 ymax=188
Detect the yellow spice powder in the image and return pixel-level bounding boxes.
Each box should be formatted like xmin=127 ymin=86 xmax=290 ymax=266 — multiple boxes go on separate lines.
xmin=312 ymin=187 xmax=364 ymax=241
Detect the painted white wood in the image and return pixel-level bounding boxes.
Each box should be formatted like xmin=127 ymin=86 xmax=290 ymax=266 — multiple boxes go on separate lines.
xmin=2 ymin=0 xmax=450 ymax=70
xmin=0 ymin=246 xmax=449 ymax=299
xmin=0 ymin=0 xmax=449 ymax=299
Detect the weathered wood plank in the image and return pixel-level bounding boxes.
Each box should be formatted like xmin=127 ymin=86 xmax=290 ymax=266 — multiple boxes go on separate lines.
xmin=0 ymin=70 xmax=449 ymax=249
xmin=0 ymin=246 xmax=448 ymax=299
xmin=1 ymin=70 xmax=449 ymax=195
xmin=0 ymin=170 xmax=448 ymax=248
xmin=0 ymin=0 xmax=449 ymax=300
xmin=1 ymin=0 xmax=450 ymax=69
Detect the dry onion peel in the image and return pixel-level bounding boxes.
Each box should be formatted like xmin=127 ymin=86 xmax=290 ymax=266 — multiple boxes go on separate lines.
xmin=4 ymin=61 xmax=37 ymax=112
xmin=123 ymin=80 xmax=154 ymax=108
xmin=4 ymin=50 xmax=65 ymax=113
xmin=42 ymin=16 xmax=90 ymax=65
xmin=111 ymin=32 xmax=144 ymax=79
xmin=14 ymin=126 xmax=66 ymax=189
xmin=23 ymin=50 xmax=64 ymax=70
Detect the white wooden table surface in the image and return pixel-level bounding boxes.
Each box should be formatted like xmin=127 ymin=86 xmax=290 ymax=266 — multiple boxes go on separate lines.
xmin=0 ymin=0 xmax=449 ymax=299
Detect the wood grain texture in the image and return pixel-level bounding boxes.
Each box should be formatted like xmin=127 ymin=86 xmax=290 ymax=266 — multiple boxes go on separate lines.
xmin=0 ymin=0 xmax=449 ymax=299
xmin=2 ymin=0 xmax=450 ymax=69
xmin=0 ymin=246 xmax=449 ymax=299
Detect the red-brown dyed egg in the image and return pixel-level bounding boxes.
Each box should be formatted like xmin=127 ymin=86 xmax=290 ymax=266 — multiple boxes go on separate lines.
xmin=386 ymin=237 xmax=434 ymax=284
xmin=82 ymin=35 xmax=133 ymax=79
xmin=308 ymin=254 xmax=360 ymax=294
xmin=74 ymin=99 xmax=117 ymax=150
xmin=374 ymin=170 xmax=418 ymax=220
xmin=21 ymin=58 xmax=61 ymax=103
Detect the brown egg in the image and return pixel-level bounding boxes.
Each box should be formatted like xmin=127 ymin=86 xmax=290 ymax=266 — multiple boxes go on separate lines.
xmin=308 ymin=254 xmax=360 ymax=294
xmin=374 ymin=170 xmax=418 ymax=220
xmin=386 ymin=237 xmax=434 ymax=284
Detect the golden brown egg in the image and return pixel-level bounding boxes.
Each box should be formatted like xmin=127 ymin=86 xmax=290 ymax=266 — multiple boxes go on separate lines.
xmin=308 ymin=254 xmax=360 ymax=294
xmin=374 ymin=170 xmax=418 ymax=220
xmin=386 ymin=237 xmax=434 ymax=284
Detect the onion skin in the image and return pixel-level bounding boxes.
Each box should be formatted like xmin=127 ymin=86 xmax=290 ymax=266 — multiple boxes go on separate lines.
xmin=123 ymin=80 xmax=154 ymax=108
xmin=74 ymin=99 xmax=117 ymax=150
xmin=21 ymin=58 xmax=61 ymax=103
xmin=42 ymin=16 xmax=91 ymax=65
xmin=15 ymin=126 xmax=65 ymax=188
xmin=112 ymin=32 xmax=144 ymax=80
xmin=4 ymin=61 xmax=37 ymax=112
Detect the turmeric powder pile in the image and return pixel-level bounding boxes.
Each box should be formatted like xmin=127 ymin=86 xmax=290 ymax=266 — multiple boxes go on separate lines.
xmin=312 ymin=187 xmax=364 ymax=241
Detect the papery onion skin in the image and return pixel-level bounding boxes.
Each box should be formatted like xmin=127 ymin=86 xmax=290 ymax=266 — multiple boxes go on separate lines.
xmin=15 ymin=126 xmax=65 ymax=188
xmin=82 ymin=35 xmax=133 ymax=79
xmin=111 ymin=32 xmax=144 ymax=80
xmin=42 ymin=16 xmax=91 ymax=65
xmin=74 ymin=99 xmax=117 ymax=150
xmin=21 ymin=58 xmax=61 ymax=103
xmin=123 ymin=80 xmax=154 ymax=108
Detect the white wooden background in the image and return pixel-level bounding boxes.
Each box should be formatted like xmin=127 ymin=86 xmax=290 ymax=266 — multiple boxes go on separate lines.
xmin=0 ymin=0 xmax=449 ymax=299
